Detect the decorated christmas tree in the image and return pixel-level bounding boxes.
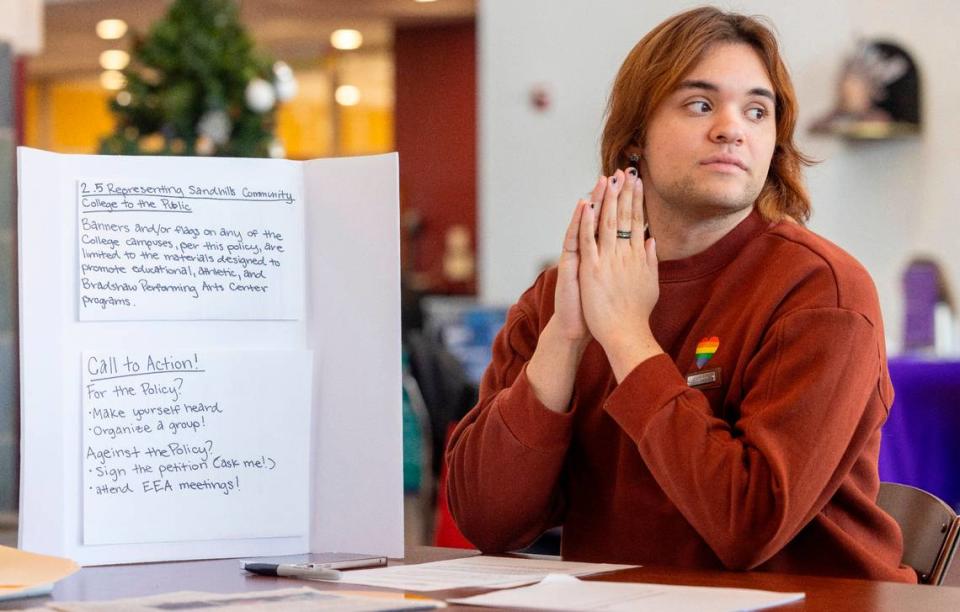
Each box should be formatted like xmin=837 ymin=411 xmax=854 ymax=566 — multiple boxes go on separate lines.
xmin=100 ymin=0 xmax=296 ymax=157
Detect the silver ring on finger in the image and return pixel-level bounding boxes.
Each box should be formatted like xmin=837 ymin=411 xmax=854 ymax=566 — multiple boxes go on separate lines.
xmin=616 ymin=229 xmax=632 ymax=239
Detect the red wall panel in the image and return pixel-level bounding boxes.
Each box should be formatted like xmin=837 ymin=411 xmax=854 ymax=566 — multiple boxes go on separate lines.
xmin=395 ymin=21 xmax=476 ymax=294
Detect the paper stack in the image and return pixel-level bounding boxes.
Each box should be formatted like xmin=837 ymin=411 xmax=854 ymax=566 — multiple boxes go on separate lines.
xmin=0 ymin=545 xmax=79 ymax=601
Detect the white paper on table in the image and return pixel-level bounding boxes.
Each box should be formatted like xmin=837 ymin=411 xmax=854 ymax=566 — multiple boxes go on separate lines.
xmin=48 ymin=587 xmax=446 ymax=611
xmin=81 ymin=349 xmax=311 ymax=545
xmin=335 ymin=555 xmax=637 ymax=592
xmin=448 ymin=574 xmax=805 ymax=612
xmin=76 ymin=175 xmax=304 ymax=321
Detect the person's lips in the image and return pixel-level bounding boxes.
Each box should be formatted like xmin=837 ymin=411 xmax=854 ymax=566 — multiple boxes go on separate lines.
xmin=700 ymin=154 xmax=748 ymax=171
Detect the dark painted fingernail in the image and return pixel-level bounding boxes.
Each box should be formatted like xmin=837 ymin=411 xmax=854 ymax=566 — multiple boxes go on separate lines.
xmin=611 ymin=176 xmax=618 ymax=185
xmin=590 ymin=203 xmax=596 ymax=209
xmin=626 ymin=167 xmax=638 ymax=177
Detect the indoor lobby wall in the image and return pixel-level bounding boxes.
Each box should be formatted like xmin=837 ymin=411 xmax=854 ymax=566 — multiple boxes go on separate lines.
xmin=23 ymin=63 xmax=394 ymax=161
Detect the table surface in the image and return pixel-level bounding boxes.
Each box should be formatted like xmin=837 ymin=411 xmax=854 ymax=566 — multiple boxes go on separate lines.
xmin=6 ymin=546 xmax=960 ymax=611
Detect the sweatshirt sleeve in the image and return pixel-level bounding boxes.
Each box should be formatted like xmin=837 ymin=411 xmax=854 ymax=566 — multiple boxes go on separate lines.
xmin=604 ymin=307 xmax=889 ymax=570
xmin=444 ymin=276 xmax=574 ymax=553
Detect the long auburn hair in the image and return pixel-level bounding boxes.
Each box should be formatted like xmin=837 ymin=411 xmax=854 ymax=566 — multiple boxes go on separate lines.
xmin=600 ymin=7 xmax=814 ymax=223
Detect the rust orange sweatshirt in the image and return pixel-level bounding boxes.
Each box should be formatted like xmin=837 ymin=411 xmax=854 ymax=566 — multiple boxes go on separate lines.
xmin=446 ymin=210 xmax=915 ymax=582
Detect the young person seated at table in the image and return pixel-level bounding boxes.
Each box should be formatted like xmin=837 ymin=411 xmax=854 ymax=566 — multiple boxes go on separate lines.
xmin=445 ymin=7 xmax=915 ymax=582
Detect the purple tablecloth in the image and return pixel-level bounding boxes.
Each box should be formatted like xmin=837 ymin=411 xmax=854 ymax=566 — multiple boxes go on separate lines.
xmin=879 ymin=357 xmax=960 ymax=511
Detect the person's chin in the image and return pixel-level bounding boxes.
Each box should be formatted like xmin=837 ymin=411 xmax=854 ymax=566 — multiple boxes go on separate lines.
xmin=700 ymin=179 xmax=758 ymax=207
xmin=661 ymin=177 xmax=757 ymax=217
xmin=692 ymin=189 xmax=756 ymax=215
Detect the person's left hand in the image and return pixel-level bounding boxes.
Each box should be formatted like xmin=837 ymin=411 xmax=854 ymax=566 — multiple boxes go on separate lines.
xmin=578 ymin=168 xmax=663 ymax=382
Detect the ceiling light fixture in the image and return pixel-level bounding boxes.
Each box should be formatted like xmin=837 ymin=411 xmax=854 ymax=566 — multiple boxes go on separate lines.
xmin=96 ymin=19 xmax=128 ymax=40
xmin=100 ymin=70 xmax=126 ymax=91
xmin=335 ymin=85 xmax=361 ymax=106
xmin=99 ymin=50 xmax=130 ymax=71
xmin=330 ymin=29 xmax=363 ymax=51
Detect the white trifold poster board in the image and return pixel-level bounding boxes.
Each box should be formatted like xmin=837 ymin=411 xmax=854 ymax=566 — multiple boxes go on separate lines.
xmin=17 ymin=147 xmax=403 ymax=565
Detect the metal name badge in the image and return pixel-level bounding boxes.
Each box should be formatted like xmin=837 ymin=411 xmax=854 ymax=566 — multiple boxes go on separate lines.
xmin=686 ymin=367 xmax=722 ymax=389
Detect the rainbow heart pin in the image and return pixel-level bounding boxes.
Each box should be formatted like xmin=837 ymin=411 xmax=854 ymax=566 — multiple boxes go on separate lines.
xmin=695 ymin=336 xmax=720 ymax=369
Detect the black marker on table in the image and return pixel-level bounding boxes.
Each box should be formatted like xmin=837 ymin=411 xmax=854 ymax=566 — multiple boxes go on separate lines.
xmin=243 ymin=555 xmax=388 ymax=581
xmin=243 ymin=562 xmax=343 ymax=580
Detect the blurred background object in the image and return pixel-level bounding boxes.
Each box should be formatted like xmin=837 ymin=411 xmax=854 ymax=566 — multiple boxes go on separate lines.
xmin=883 ymin=257 xmax=960 ymax=512
xmin=0 ymin=38 xmax=17 ymax=544
xmin=902 ymin=257 xmax=957 ymax=356
xmin=810 ymin=39 xmax=921 ymax=139
xmin=98 ymin=0 xmax=291 ymax=157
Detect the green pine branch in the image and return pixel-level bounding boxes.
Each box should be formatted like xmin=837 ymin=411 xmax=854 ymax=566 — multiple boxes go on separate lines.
xmin=100 ymin=0 xmax=277 ymax=157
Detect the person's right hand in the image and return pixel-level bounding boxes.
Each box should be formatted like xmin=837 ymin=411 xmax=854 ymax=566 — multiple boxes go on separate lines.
xmin=554 ymin=177 xmax=606 ymax=346
xmin=527 ymin=177 xmax=607 ymax=413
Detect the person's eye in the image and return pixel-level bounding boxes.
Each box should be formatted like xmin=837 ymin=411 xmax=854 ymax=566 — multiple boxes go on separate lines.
xmin=685 ymin=100 xmax=712 ymax=114
xmin=746 ymin=107 xmax=767 ymax=121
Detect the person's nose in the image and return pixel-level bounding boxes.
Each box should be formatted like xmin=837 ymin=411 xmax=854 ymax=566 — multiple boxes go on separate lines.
xmin=709 ymin=106 xmax=745 ymax=145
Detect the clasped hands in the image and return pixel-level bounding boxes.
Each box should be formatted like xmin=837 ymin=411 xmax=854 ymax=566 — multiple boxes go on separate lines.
xmin=555 ymin=169 xmax=663 ymax=382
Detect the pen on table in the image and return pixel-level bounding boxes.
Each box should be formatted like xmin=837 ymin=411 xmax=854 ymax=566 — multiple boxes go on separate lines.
xmin=243 ymin=562 xmax=342 ymax=581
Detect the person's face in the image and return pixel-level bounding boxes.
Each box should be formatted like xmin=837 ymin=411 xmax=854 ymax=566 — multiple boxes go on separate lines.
xmin=639 ymin=43 xmax=777 ymax=220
